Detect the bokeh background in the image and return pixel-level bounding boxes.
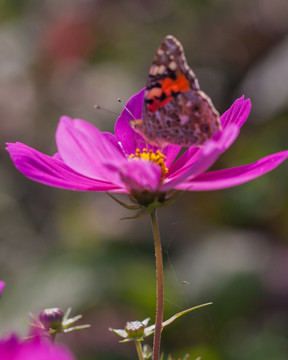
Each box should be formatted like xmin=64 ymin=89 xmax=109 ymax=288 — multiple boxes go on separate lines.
xmin=1 ymin=0 xmax=288 ymax=359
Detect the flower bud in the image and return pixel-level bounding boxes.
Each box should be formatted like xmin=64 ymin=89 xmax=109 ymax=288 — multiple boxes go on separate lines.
xmin=125 ymin=320 xmax=145 ymax=339
xmin=39 ymin=308 xmax=64 ymax=331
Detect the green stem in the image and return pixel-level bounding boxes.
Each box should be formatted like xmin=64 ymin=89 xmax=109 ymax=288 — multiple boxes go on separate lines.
xmin=135 ymin=341 xmax=145 ymax=360
xmin=150 ymin=209 xmax=164 ymax=360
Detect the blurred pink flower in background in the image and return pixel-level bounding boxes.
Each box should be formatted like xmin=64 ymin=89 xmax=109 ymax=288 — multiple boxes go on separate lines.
xmin=0 ymin=281 xmax=5 ymax=295
xmin=6 ymin=89 xmax=288 ymax=204
xmin=0 ymin=334 xmax=75 ymax=360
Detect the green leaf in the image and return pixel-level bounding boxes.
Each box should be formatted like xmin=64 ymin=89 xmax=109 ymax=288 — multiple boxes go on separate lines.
xmin=144 ymin=302 xmax=213 ymax=337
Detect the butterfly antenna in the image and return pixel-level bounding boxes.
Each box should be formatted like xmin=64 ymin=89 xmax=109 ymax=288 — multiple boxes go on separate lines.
xmin=94 ymin=104 xmax=119 ymax=116
xmin=117 ymin=98 xmax=136 ymax=120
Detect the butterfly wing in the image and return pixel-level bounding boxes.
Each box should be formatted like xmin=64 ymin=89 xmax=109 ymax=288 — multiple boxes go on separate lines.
xmin=133 ymin=35 xmax=220 ymax=148
xmin=144 ymin=90 xmax=220 ymax=147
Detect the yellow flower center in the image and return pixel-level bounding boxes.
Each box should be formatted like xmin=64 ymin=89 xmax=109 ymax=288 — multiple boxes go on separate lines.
xmin=129 ymin=148 xmax=168 ymax=180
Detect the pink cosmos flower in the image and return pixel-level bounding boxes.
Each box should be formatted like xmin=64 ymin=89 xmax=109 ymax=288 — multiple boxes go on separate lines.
xmin=0 ymin=334 xmax=75 ymax=360
xmin=0 ymin=281 xmax=5 ymax=295
xmin=6 ymin=89 xmax=288 ymax=206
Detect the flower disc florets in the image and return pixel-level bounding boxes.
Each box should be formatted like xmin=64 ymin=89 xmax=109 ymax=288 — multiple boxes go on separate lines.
xmin=129 ymin=148 xmax=168 ymax=181
xmin=127 ymin=148 xmax=169 ymax=208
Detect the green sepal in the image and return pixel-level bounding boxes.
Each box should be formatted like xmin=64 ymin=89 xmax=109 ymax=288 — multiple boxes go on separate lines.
xmin=106 ymin=192 xmax=141 ymax=210
xmin=61 ymin=324 xmax=91 ymax=333
xmin=120 ymin=197 xmax=174 ymax=219
xmin=120 ymin=336 xmax=144 ymax=343
xmin=109 ymin=318 xmax=150 ymax=342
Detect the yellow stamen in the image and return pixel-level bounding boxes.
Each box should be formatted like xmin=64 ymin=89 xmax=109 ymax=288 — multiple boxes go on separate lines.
xmin=129 ymin=148 xmax=168 ymax=180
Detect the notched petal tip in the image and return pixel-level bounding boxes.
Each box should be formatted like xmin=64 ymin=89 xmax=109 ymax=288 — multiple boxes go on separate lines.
xmin=220 ymin=95 xmax=252 ymax=129
xmin=6 ymin=141 xmax=22 ymax=150
xmin=59 ymin=115 xmax=73 ymax=123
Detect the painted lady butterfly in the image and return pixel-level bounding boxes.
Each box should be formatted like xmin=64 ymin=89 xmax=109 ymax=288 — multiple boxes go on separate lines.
xmin=131 ymin=35 xmax=221 ymax=148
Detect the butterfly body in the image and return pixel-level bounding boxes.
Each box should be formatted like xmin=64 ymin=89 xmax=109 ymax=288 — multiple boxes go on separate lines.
xmin=131 ymin=35 xmax=221 ymax=148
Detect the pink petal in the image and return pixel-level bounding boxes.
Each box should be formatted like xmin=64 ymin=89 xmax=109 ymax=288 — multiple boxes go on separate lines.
xmin=167 ymin=97 xmax=251 ymax=180
xmin=0 ymin=281 xmax=5 ymax=295
xmin=174 ymin=151 xmax=288 ymax=191
xmin=6 ymin=143 xmax=123 ymax=192
xmin=56 ymin=116 xmax=125 ymax=184
xmin=116 ymin=160 xmax=162 ymax=193
xmin=162 ymin=145 xmax=182 ymax=168
xmin=167 ymin=146 xmax=201 ymax=176
xmin=220 ymin=96 xmax=251 ymax=129
xmin=114 ymin=88 xmax=145 ymax=155
xmin=19 ymin=337 xmax=76 ymax=360
xmin=0 ymin=335 xmax=76 ymax=360
xmin=0 ymin=335 xmax=19 ymax=359
xmin=164 ymin=125 xmax=240 ymax=190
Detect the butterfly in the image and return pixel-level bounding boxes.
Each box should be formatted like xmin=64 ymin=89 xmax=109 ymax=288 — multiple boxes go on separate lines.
xmin=130 ymin=35 xmax=221 ymax=148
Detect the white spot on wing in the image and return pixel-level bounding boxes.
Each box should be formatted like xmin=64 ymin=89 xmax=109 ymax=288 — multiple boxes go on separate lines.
xmin=179 ymin=114 xmax=190 ymax=125
xmin=169 ymin=61 xmax=177 ymax=71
